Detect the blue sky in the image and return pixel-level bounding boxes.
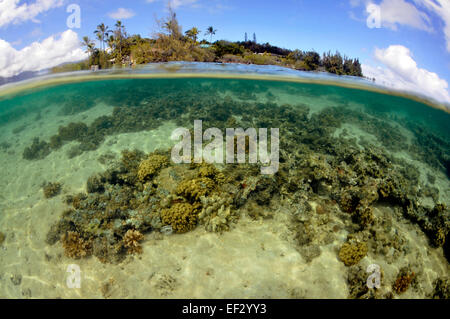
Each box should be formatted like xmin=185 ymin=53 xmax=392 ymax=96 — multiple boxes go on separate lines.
xmin=0 ymin=0 xmax=449 ymax=103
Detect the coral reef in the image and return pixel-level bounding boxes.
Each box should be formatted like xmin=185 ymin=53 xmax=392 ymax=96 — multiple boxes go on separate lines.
xmin=22 ymin=137 xmax=50 ymax=160
xmin=43 ymin=89 xmax=449 ymax=281
xmin=58 ymin=122 xmax=89 ymax=142
xmin=123 ymin=229 xmax=144 ymax=254
xmin=42 ymin=182 xmax=62 ymax=199
xmin=61 ymin=231 xmax=92 ymax=259
xmin=338 ymin=241 xmax=368 ymax=266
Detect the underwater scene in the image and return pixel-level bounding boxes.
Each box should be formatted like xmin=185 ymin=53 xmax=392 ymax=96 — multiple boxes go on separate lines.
xmin=0 ymin=64 xmax=449 ymax=299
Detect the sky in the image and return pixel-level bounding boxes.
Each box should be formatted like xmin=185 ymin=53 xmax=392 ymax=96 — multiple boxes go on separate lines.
xmin=0 ymin=0 xmax=449 ymax=104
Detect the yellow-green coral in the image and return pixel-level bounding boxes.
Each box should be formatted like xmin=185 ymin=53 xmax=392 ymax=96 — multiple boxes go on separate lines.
xmin=137 ymin=154 xmax=169 ymax=182
xmin=198 ymin=163 xmax=226 ymax=184
xmin=338 ymin=242 xmax=368 ymax=266
xmin=198 ymin=163 xmax=217 ymax=178
xmin=176 ymin=177 xmax=215 ymax=201
xmin=161 ymin=202 xmax=201 ymax=233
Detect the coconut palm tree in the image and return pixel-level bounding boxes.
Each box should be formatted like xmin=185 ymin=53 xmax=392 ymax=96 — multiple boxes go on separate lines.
xmin=107 ymin=35 xmax=116 ymax=52
xmin=94 ymin=23 xmax=111 ymax=52
xmin=185 ymin=27 xmax=200 ymax=43
xmin=205 ymin=26 xmax=217 ymax=43
xmin=115 ymin=20 xmax=124 ymax=60
xmin=81 ymin=36 xmax=95 ymax=64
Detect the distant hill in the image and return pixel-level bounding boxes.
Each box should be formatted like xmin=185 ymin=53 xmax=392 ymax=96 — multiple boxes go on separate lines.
xmin=0 ymin=70 xmax=48 ymax=86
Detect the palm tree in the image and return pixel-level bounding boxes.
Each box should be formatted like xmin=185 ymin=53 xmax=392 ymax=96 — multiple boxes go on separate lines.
xmin=115 ymin=20 xmax=124 ymax=60
xmin=107 ymin=35 xmax=116 ymax=52
xmin=205 ymin=26 xmax=217 ymax=43
xmin=185 ymin=27 xmax=200 ymax=43
xmin=81 ymin=36 xmax=95 ymax=64
xmin=94 ymin=23 xmax=111 ymax=52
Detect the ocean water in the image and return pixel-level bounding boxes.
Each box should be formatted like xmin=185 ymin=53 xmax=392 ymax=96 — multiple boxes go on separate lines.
xmin=0 ymin=64 xmax=449 ymax=298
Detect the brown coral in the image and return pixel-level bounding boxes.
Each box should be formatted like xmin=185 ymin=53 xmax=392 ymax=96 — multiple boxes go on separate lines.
xmin=61 ymin=231 xmax=92 ymax=259
xmin=338 ymin=241 xmax=368 ymax=266
xmin=123 ymin=229 xmax=144 ymax=254
xmin=137 ymin=154 xmax=169 ymax=182
xmin=393 ymin=269 xmax=415 ymax=294
xmin=161 ymin=202 xmax=201 ymax=233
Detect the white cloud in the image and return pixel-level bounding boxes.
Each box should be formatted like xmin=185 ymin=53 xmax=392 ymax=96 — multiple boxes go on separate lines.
xmin=0 ymin=29 xmax=87 ymax=78
xmin=169 ymin=0 xmax=198 ymax=8
xmin=354 ymin=0 xmax=450 ymax=52
xmin=147 ymin=0 xmax=199 ymax=9
xmin=108 ymin=8 xmax=136 ymax=20
xmin=414 ymin=0 xmax=450 ymax=52
xmin=0 ymin=0 xmax=63 ymax=28
xmin=367 ymin=0 xmax=432 ymax=31
xmin=362 ymin=45 xmax=450 ymax=104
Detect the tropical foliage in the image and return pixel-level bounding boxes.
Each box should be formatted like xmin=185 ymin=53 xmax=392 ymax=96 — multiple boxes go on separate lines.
xmin=52 ymin=10 xmax=362 ymax=77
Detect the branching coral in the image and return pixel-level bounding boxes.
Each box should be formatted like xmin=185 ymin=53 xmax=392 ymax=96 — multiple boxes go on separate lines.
xmin=338 ymin=241 xmax=368 ymax=266
xmin=61 ymin=231 xmax=92 ymax=259
xmin=161 ymin=202 xmax=201 ymax=233
xmin=123 ymin=229 xmax=144 ymax=254
xmin=137 ymin=154 xmax=169 ymax=182
xmin=199 ymin=195 xmax=237 ymax=232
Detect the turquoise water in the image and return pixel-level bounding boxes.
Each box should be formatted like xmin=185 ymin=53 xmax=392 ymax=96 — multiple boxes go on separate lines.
xmin=0 ymin=65 xmax=448 ymax=298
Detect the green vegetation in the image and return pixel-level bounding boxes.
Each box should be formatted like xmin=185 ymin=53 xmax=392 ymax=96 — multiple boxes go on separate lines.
xmin=51 ymin=10 xmax=362 ymax=77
